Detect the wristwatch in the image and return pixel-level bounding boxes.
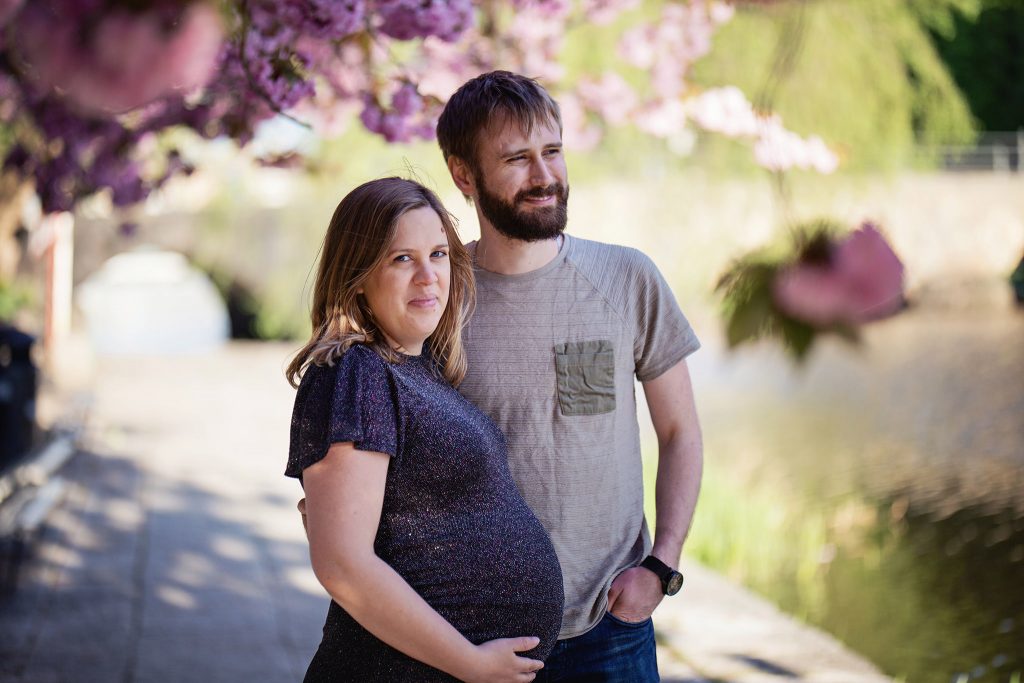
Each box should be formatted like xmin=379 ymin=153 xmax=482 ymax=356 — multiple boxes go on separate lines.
xmin=640 ymin=555 xmax=684 ymax=596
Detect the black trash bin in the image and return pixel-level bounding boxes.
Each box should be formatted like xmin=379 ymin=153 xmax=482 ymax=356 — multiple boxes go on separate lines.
xmin=0 ymin=325 xmax=37 ymax=471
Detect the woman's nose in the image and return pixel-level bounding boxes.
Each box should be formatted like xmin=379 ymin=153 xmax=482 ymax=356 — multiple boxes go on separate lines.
xmin=414 ymin=261 xmax=438 ymax=284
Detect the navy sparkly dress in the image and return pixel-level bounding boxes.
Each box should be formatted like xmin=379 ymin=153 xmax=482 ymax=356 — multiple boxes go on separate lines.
xmin=286 ymin=344 xmax=564 ymax=681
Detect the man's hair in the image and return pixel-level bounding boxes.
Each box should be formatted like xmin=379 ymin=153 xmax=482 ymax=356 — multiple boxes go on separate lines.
xmin=437 ymin=70 xmax=562 ymax=173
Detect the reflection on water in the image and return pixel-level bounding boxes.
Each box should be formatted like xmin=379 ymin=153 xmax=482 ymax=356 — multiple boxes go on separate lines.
xmin=686 ymin=298 xmax=1024 ymax=683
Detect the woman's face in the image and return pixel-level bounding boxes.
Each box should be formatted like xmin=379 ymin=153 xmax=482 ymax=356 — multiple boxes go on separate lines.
xmin=359 ymin=206 xmax=451 ymax=355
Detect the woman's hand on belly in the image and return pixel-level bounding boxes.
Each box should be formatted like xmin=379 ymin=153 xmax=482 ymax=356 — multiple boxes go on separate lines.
xmin=303 ymin=443 xmax=546 ymax=682
xmin=462 ymin=637 xmax=545 ymax=683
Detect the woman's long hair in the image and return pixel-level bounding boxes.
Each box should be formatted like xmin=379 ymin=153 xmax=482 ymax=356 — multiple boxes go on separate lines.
xmin=286 ymin=177 xmax=475 ymax=388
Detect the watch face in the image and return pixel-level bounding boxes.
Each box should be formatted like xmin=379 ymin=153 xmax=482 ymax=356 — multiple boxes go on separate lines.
xmin=666 ymin=572 xmax=684 ymax=596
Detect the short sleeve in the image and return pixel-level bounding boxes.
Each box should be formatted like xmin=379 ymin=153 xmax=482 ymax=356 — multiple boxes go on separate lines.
xmin=285 ymin=346 xmax=399 ymax=479
xmin=630 ymin=251 xmax=701 ymax=382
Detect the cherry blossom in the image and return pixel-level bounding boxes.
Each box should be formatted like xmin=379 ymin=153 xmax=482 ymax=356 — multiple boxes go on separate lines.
xmin=576 ymin=73 xmax=637 ymax=126
xmin=773 ymin=224 xmax=905 ymax=326
xmin=0 ymin=0 xmax=842 ymax=215
xmin=13 ymin=1 xmax=223 ymax=115
xmin=581 ymin=0 xmax=640 ymax=25
xmin=0 ymin=0 xmax=22 ymax=27
xmin=375 ymin=0 xmax=473 ymax=42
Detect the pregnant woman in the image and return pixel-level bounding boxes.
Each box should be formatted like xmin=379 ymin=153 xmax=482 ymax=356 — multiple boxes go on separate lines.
xmin=285 ymin=177 xmax=563 ymax=682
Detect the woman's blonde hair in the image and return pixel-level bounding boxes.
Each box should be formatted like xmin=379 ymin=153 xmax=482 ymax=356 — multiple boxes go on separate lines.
xmin=286 ymin=177 xmax=475 ymax=388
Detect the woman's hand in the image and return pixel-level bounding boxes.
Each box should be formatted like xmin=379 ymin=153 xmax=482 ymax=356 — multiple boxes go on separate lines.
xmin=461 ymin=636 xmax=544 ymax=683
xmin=305 ymin=444 xmax=541 ymax=681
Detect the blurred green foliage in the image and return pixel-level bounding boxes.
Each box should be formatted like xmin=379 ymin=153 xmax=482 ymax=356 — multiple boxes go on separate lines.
xmin=910 ymin=0 xmax=1024 ymax=132
xmin=690 ymin=0 xmax=978 ymax=169
xmin=0 ymin=278 xmax=32 ymax=322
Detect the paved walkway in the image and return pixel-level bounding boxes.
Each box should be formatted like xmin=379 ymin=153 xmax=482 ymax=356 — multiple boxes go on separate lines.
xmin=0 ymin=342 xmax=891 ymax=683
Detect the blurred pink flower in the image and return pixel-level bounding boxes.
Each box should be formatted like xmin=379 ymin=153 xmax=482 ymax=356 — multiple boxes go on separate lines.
xmin=633 ymin=99 xmax=688 ymax=138
xmin=709 ymin=2 xmax=735 ymax=24
xmin=689 ymin=86 xmax=759 ymax=137
xmin=689 ymin=88 xmax=839 ymax=173
xmin=773 ymin=224 xmax=905 ymax=327
xmin=0 ymin=0 xmax=22 ymax=27
xmin=16 ymin=1 xmax=224 ymax=115
xmin=506 ymin=5 xmax=566 ymax=82
xmin=558 ymin=92 xmax=602 ymax=151
xmin=618 ymin=25 xmax=656 ymax=69
xmin=511 ymin=0 xmax=572 ymax=18
xmin=582 ymin=0 xmax=640 ymax=25
xmin=753 ymin=117 xmax=839 ymax=173
xmin=415 ymin=36 xmax=489 ymax=101
xmin=576 ymin=73 xmax=636 ymax=126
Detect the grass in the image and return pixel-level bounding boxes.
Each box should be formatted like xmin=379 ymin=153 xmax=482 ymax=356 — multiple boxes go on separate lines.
xmin=642 ymin=445 xmax=833 ymax=623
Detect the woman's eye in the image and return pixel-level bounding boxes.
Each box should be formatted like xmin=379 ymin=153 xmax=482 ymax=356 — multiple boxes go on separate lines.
xmin=431 ymin=250 xmax=449 ymax=259
xmin=394 ymin=254 xmax=411 ymax=262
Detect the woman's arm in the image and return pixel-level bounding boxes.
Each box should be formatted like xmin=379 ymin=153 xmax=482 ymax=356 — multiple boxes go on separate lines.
xmin=303 ymin=442 xmax=543 ymax=683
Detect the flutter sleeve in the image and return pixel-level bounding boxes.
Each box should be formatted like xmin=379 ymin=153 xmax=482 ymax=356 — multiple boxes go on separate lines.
xmin=285 ymin=346 xmax=399 ymax=480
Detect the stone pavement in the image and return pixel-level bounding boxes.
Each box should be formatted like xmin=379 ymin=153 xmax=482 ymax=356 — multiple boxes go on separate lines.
xmin=0 ymin=342 xmax=891 ymax=683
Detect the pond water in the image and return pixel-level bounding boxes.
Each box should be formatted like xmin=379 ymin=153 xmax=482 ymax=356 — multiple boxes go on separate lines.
xmin=680 ymin=295 xmax=1024 ymax=683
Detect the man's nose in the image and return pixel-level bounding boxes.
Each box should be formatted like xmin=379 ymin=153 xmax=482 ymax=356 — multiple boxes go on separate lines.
xmin=530 ymin=157 xmax=555 ymax=186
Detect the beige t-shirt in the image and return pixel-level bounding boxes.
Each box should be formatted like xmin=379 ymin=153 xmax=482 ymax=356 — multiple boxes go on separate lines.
xmin=459 ymin=234 xmax=700 ymax=638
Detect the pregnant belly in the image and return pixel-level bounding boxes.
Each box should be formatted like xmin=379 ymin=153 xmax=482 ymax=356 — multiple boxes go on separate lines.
xmin=383 ymin=514 xmax=565 ymax=660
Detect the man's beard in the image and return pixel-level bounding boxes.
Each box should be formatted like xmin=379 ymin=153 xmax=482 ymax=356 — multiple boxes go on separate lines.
xmin=475 ymin=179 xmax=569 ymax=243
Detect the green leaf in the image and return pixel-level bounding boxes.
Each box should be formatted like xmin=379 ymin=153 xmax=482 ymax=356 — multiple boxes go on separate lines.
xmin=778 ymin=316 xmax=816 ymax=361
xmin=725 ymin=289 xmax=775 ymax=348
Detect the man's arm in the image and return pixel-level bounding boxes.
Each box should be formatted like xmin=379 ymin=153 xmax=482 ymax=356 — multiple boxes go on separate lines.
xmin=607 ymin=358 xmax=703 ymax=621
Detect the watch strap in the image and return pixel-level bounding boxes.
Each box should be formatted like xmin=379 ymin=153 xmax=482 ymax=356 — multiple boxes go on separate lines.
xmin=640 ymin=555 xmax=683 ymax=595
xmin=640 ymin=555 xmax=673 ymax=578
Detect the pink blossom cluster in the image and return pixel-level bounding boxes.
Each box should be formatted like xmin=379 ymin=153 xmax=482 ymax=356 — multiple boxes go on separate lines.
xmin=503 ymin=1 xmax=569 ymax=84
xmin=611 ymin=2 xmax=736 ymax=142
xmin=4 ymin=96 xmax=189 ymax=212
xmin=11 ymin=0 xmax=223 ymax=115
xmin=274 ymin=0 xmax=366 ymax=41
xmin=581 ymin=0 xmax=640 ymax=25
xmin=619 ymin=2 xmax=728 ymax=100
xmin=753 ymin=121 xmax=838 ymax=174
xmin=576 ymin=73 xmax=637 ymax=126
xmin=360 ymin=83 xmax=437 ymax=143
xmin=690 ymin=86 xmax=839 ymax=173
xmin=564 ymin=72 xmax=640 ymax=150
xmin=291 ymin=39 xmax=373 ymax=135
xmin=0 ymin=0 xmax=22 ymax=27
xmin=0 ymin=0 xmax=844 ymax=216
xmin=375 ymin=0 xmax=473 ymax=42
xmin=557 ymin=92 xmax=602 ymax=151
xmin=773 ymin=224 xmax=905 ymax=327
xmin=509 ymin=0 xmax=572 ymax=18
xmin=413 ymin=36 xmax=493 ymax=101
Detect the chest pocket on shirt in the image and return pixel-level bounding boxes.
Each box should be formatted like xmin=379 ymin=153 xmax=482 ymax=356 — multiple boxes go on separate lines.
xmin=553 ymin=340 xmax=616 ymax=416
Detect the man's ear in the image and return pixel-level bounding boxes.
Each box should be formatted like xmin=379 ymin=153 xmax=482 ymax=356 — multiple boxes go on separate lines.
xmin=447 ymin=156 xmax=476 ymax=198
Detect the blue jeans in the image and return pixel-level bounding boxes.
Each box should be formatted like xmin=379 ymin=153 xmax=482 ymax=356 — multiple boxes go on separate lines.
xmin=535 ymin=612 xmax=659 ymax=683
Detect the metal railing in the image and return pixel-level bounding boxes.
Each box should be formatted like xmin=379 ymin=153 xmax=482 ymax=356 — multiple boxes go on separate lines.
xmin=920 ymin=131 xmax=1024 ymax=172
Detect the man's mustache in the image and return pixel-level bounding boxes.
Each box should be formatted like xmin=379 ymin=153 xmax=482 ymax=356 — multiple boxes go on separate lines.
xmin=516 ymin=183 xmax=566 ymax=204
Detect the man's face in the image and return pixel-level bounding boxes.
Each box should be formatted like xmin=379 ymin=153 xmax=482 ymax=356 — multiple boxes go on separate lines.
xmin=470 ymin=116 xmax=569 ymax=243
